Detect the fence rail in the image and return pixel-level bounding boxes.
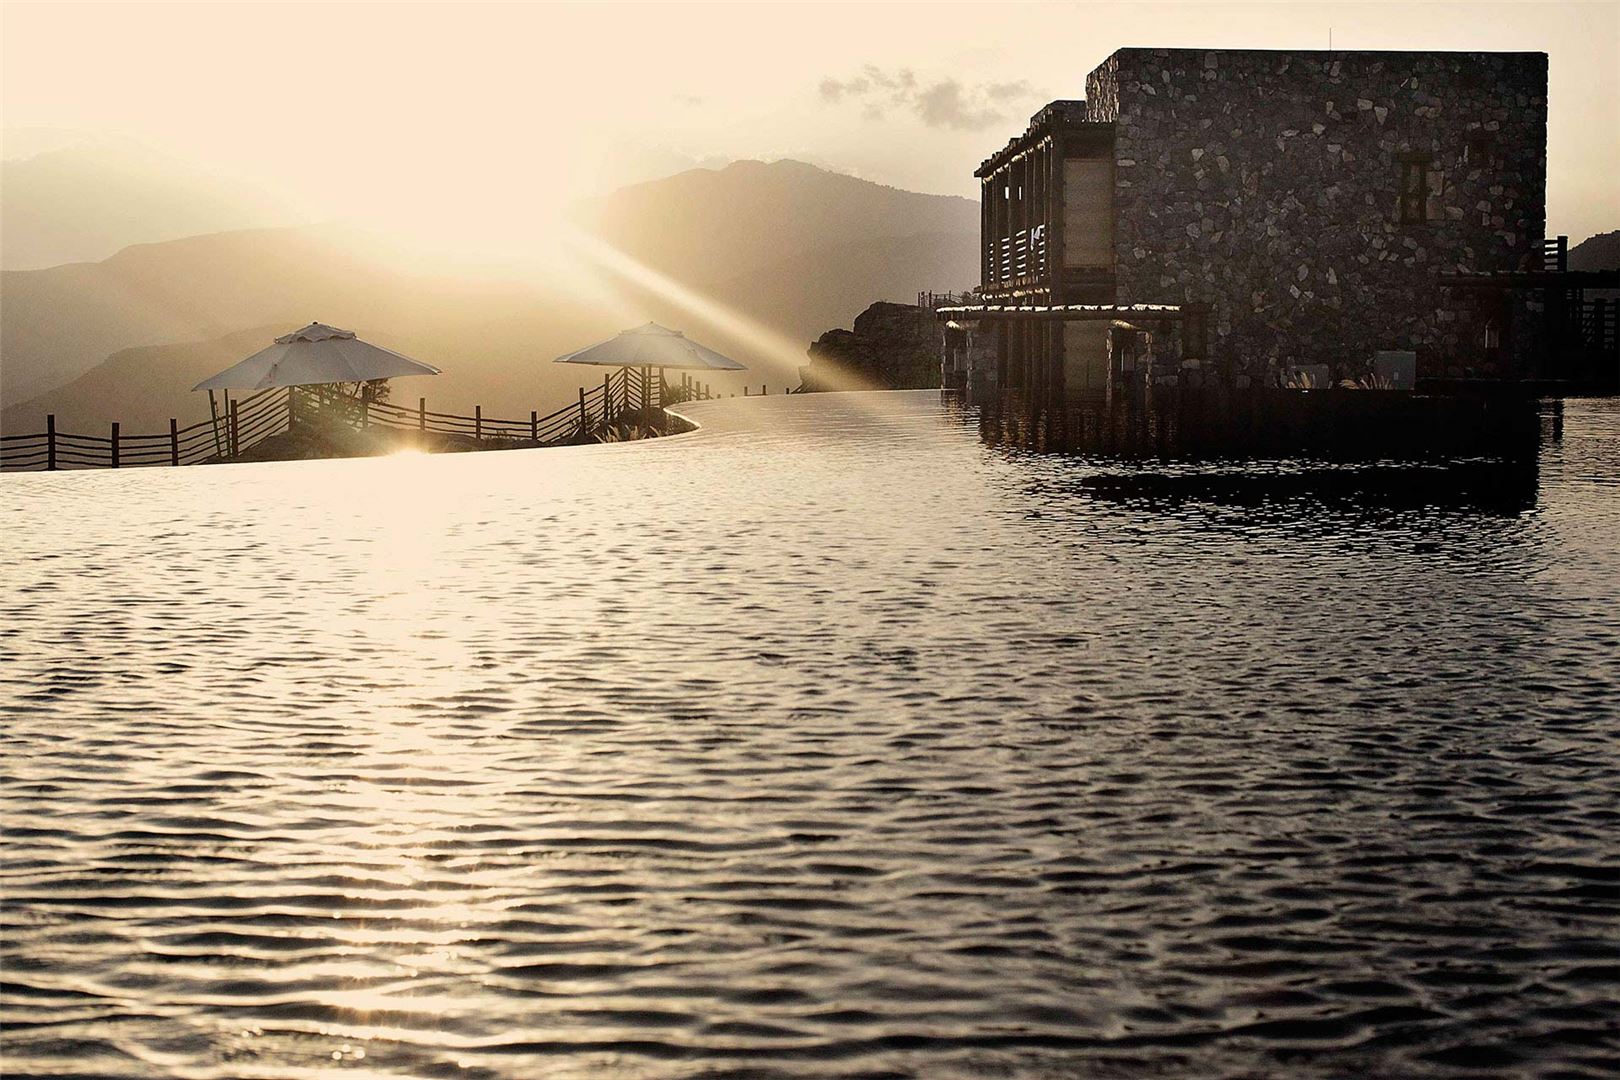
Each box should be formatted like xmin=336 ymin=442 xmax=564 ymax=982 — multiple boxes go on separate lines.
xmin=1540 ymin=235 xmax=1568 ymax=273
xmin=987 ymin=225 xmax=1047 ymax=286
xmin=1 ymin=366 xmax=722 ymax=473
xmin=917 ymin=290 xmax=978 ymax=311
xmin=1573 ymin=296 xmax=1617 ymax=354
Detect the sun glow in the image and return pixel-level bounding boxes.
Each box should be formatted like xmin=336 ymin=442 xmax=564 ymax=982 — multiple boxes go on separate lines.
xmin=560 ymin=224 xmax=887 ymax=393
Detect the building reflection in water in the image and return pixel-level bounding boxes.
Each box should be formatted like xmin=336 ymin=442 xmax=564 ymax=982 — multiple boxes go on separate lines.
xmin=950 ymin=394 xmax=1561 ymax=518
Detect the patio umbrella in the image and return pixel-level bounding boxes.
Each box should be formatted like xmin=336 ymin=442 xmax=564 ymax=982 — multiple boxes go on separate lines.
xmin=192 ymin=322 xmax=440 ymax=458
xmin=553 ymin=323 xmax=746 ymax=370
xmin=194 ymin=322 xmax=440 ymax=391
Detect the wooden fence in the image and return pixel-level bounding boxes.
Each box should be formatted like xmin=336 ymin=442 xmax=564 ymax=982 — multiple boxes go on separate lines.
xmin=1 ymin=366 xmax=723 ymax=472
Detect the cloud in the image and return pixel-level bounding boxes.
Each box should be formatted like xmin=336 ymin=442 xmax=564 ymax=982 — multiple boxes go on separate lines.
xmin=984 ymin=80 xmax=1034 ymax=102
xmin=817 ymin=67 xmax=1038 ymax=131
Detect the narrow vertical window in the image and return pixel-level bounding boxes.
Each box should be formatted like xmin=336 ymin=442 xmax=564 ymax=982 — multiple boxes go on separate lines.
xmin=1181 ymin=305 xmax=1208 ymax=362
xmin=1398 ymin=158 xmax=1430 ymax=224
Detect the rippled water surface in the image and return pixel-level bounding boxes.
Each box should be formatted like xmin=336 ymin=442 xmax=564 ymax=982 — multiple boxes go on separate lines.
xmin=4 ymin=391 xmax=1618 ymax=1079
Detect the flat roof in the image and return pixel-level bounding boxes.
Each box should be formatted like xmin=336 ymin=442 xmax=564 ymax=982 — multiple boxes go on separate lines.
xmin=936 ymin=303 xmax=1185 ymax=321
xmin=975 ymin=101 xmax=1110 ymax=178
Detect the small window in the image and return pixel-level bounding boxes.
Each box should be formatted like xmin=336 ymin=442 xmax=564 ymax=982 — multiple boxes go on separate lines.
xmin=1464 ymin=133 xmax=1495 ymax=167
xmin=1181 ymin=305 xmax=1209 ymax=362
xmin=1398 ymin=155 xmax=1431 ymax=224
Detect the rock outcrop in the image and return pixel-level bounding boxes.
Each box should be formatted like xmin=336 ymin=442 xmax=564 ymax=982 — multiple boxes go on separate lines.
xmin=799 ymin=302 xmax=941 ymax=391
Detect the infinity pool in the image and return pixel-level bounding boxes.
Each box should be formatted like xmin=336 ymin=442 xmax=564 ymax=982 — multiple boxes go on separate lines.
xmin=3 ymin=391 xmax=1617 ymax=1078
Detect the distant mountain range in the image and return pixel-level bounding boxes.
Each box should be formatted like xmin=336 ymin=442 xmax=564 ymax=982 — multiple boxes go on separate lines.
xmin=572 ymin=159 xmax=977 ymax=283
xmin=1 ymin=139 xmax=290 ymax=271
xmin=2 ymin=160 xmax=979 ymax=434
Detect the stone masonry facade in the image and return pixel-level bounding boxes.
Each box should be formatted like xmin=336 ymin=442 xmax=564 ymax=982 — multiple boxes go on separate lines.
xmin=1085 ymin=49 xmax=1548 ymax=381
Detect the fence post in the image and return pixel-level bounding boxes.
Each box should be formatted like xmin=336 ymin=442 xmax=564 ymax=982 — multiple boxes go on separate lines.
xmin=658 ymin=367 xmax=667 ymax=408
xmin=46 ymin=415 xmax=56 ymax=470
xmin=110 ymin=422 xmax=120 ymax=469
xmin=474 ymin=405 xmax=482 ymax=442
xmin=578 ymin=387 xmax=587 ymax=433
xmin=604 ymin=372 xmax=612 ymax=423
xmin=530 ymin=409 xmax=538 ymax=444
xmin=418 ymin=397 xmax=426 ymax=432
xmin=229 ymin=401 xmax=240 ymax=458
xmin=360 ymin=384 xmax=371 ymax=428
xmin=170 ymin=419 xmax=180 ymax=466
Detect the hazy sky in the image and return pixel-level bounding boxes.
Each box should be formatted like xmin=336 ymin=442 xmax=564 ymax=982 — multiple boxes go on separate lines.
xmin=4 ymin=0 xmax=1616 ymax=249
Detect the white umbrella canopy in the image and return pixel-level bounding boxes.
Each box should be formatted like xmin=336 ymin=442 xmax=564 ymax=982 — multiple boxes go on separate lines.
xmin=193 ymin=323 xmax=441 ymax=391
xmin=554 ymin=323 xmax=746 ymax=371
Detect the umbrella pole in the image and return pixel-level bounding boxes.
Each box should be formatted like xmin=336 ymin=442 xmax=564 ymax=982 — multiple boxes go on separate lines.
xmin=207 ymin=390 xmax=223 ymax=459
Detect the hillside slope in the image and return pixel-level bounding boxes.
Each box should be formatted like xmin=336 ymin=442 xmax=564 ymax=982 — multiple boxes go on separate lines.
xmin=572 ymin=159 xmax=977 ymax=283
xmin=1568 ymin=230 xmax=1620 ymax=271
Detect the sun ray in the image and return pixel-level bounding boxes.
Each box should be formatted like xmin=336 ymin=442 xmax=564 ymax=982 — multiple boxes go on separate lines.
xmin=559 ymin=225 xmax=890 ymax=394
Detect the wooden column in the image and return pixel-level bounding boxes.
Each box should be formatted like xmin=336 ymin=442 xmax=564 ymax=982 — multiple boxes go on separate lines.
xmin=418 ymin=397 xmax=427 ymax=431
xmin=1018 ymin=154 xmax=1029 ymax=263
xmin=981 ymin=177 xmax=993 ymax=287
xmin=207 ymin=390 xmax=222 ymax=459
xmin=1051 ymin=320 xmax=1066 ymax=406
xmin=1046 ymin=137 xmax=1061 ymax=299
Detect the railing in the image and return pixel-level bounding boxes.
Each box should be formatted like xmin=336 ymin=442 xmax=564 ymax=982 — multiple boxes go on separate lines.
xmin=1540 ymin=235 xmax=1567 ymax=273
xmin=1573 ymin=296 xmax=1617 ymax=355
xmin=0 ymin=367 xmax=719 ymax=473
xmin=917 ymin=290 xmax=977 ymax=310
xmin=987 ymin=225 xmax=1047 ymax=286
xmin=0 ymin=386 xmax=287 ymax=472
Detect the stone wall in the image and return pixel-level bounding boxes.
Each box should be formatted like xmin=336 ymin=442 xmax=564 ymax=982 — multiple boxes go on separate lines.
xmin=800 ymin=302 xmax=943 ymax=392
xmin=1095 ymin=48 xmax=1547 ymax=381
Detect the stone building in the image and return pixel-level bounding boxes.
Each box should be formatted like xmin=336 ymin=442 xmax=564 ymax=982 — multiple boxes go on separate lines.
xmin=944 ymin=47 xmax=1560 ymax=397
